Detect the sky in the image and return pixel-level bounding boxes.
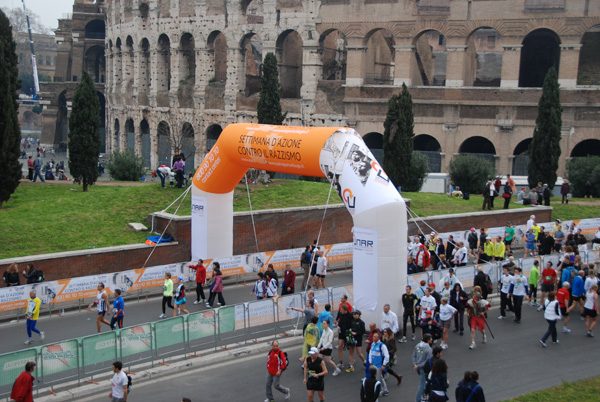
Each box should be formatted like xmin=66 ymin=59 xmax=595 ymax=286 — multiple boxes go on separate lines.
xmin=1 ymin=0 xmax=75 ymax=33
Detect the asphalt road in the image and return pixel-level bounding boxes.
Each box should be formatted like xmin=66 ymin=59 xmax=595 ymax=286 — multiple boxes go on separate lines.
xmin=75 ymin=300 xmax=600 ymax=402
xmin=0 ymin=270 xmax=355 ymax=355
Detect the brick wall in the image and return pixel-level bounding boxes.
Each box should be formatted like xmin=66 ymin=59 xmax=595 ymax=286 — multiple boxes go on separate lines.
xmin=0 ymin=204 xmax=550 ymax=283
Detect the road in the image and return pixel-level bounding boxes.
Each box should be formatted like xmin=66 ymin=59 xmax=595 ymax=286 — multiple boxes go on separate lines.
xmin=0 ymin=270 xmax=355 ymax=355
xmin=76 ymin=301 xmax=600 ymax=402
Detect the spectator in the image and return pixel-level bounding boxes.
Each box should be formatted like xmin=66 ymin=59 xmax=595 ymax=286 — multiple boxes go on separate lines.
xmin=560 ymin=179 xmax=571 ymax=204
xmin=10 ymin=362 xmax=36 ymax=402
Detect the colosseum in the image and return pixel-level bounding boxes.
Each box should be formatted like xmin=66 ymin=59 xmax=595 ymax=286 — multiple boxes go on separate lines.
xmin=42 ymin=0 xmax=600 ymax=178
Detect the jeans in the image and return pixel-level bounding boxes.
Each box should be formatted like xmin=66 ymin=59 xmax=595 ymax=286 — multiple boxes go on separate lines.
xmin=416 ymin=369 xmax=427 ymax=402
xmin=513 ymin=295 xmax=524 ymax=321
xmin=157 ymin=169 xmax=166 ymax=188
xmin=33 ymin=167 xmax=45 ymax=182
xmin=375 ymin=366 xmax=388 ymax=393
xmin=542 ymin=319 xmax=557 ymax=342
xmin=26 ymin=319 xmax=41 ymax=338
xmin=266 ymin=372 xmax=288 ymax=400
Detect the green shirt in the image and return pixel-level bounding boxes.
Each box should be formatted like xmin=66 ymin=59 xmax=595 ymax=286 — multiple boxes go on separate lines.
xmin=505 ymin=226 xmax=515 ymax=241
xmin=528 ymin=266 xmax=539 ymax=285
xmin=163 ymin=278 xmax=173 ymax=297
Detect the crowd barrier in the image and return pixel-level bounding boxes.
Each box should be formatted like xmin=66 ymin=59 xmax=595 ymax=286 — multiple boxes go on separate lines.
xmin=0 ymin=285 xmax=354 ymax=400
xmin=2 ymin=217 xmax=599 ymax=317
xmin=2 ymin=248 xmax=599 ymax=399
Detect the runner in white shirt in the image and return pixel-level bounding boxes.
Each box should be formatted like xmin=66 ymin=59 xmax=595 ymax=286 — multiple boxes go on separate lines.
xmin=584 ymin=271 xmax=599 ymax=293
xmin=511 ymin=267 xmax=529 ymax=323
xmin=438 ymin=298 xmax=457 ymax=349
xmin=316 ymin=251 xmax=328 ymax=289
xmin=418 ymin=288 xmax=437 ymax=319
xmin=109 ymin=361 xmax=128 ymax=402
xmin=88 ymin=283 xmax=111 ymax=333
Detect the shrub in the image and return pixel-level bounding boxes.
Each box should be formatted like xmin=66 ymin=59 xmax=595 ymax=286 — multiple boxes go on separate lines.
xmin=107 ymin=149 xmax=145 ymax=181
xmin=403 ymin=152 xmax=429 ymax=192
xmin=567 ymin=156 xmax=600 ymax=198
xmin=448 ymin=155 xmax=495 ymax=195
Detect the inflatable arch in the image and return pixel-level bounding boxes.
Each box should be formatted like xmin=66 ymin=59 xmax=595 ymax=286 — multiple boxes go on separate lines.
xmin=191 ymin=124 xmax=407 ymax=319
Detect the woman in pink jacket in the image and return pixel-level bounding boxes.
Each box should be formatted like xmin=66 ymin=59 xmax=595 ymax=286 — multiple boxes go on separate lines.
xmin=206 ymin=263 xmax=226 ymax=308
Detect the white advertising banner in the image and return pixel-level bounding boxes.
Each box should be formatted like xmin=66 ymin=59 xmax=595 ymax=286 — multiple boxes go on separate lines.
xmin=191 ymin=194 xmax=208 ymax=261
xmin=352 ymin=227 xmax=378 ymax=311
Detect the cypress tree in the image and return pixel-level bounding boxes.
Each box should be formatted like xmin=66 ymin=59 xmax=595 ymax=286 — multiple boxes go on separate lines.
xmin=528 ymin=67 xmax=562 ymax=189
xmin=68 ymin=70 xmax=101 ymax=192
xmin=257 ymin=52 xmax=286 ymax=125
xmin=383 ymin=83 xmax=414 ymax=189
xmin=0 ymin=10 xmax=22 ymax=207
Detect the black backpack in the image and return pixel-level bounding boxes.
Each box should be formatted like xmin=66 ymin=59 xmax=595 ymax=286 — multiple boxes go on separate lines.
xmin=127 ymin=374 xmax=133 ymax=393
xmin=36 ymin=269 xmax=45 ymax=283
xmin=268 ymin=350 xmax=289 ymax=371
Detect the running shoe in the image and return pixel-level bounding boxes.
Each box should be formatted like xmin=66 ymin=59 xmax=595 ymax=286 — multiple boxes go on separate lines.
xmin=332 ymin=368 xmax=341 ymax=376
xmin=285 ymin=388 xmax=291 ymax=400
xmin=540 ymin=340 xmax=547 ymax=347
xmin=411 ymin=334 xmax=415 ymax=341
xmin=24 ymin=339 xmax=32 ymax=345
xmin=193 ymin=300 xmax=199 ymax=305
xmin=441 ymin=343 xmax=448 ymax=350
xmin=552 ymin=340 xmax=560 ymax=344
xmin=346 ymin=366 xmax=354 ymax=373
xmin=562 ymin=327 xmax=571 ymax=333
xmin=469 ymin=342 xmax=476 ymax=349
xmin=40 ymin=332 xmax=45 ymax=341
xmin=537 ymin=306 xmax=543 ymax=312
xmin=497 ymin=316 xmax=505 ymax=320
xmin=482 ymin=334 xmax=487 ymax=343
xmin=336 ymin=362 xmax=344 ymax=369
xmin=159 ymin=314 xmax=166 ymax=319
xmin=398 ymin=336 xmax=407 ymax=343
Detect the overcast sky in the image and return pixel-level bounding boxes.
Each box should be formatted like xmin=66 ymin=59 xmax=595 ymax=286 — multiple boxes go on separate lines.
xmin=1 ymin=0 xmax=75 ymax=32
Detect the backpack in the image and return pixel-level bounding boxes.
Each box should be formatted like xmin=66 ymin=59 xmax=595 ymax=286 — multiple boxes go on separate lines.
xmin=300 ymin=251 xmax=307 ymax=265
xmin=484 ymin=274 xmax=494 ymax=294
xmin=36 ymin=269 xmax=45 ymax=283
xmin=268 ymin=350 xmax=289 ymax=371
xmin=127 ymin=374 xmax=133 ymax=393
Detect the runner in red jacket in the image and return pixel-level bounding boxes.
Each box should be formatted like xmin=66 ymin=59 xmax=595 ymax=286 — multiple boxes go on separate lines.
xmin=11 ymin=362 xmax=35 ymax=402
xmin=266 ymin=340 xmax=290 ymax=402
xmin=189 ymin=259 xmax=207 ymax=304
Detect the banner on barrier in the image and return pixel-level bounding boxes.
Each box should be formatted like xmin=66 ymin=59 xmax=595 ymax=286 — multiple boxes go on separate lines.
xmin=120 ymin=324 xmax=153 ymax=356
xmin=0 ymin=349 xmax=37 ymax=387
xmin=81 ymin=333 xmax=117 ymax=368
xmin=41 ymin=340 xmax=79 ymax=377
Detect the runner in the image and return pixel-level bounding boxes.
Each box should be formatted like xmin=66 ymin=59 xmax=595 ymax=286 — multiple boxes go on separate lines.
xmin=346 ymin=310 xmax=366 ymax=371
xmin=368 ymin=332 xmax=390 ymax=396
xmin=265 ymin=340 xmax=290 ymax=402
xmin=400 ymin=286 xmax=419 ymax=343
xmin=540 ymin=291 xmax=561 ymax=347
xmin=584 ymin=284 xmax=599 ymax=337
xmin=335 ymin=303 xmax=352 ymax=370
xmin=89 ymin=282 xmax=111 ymax=333
xmin=173 ymin=277 xmax=190 ymax=317
xmin=108 ymin=361 xmax=128 ymax=402
xmin=498 ymin=266 xmax=514 ymax=319
xmin=317 ymin=319 xmax=339 ymax=376
xmin=24 ymin=290 xmax=44 ymax=344
xmin=538 ymin=262 xmax=557 ymax=312
xmin=466 ymin=292 xmax=491 ymax=349
xmin=110 ymin=289 xmax=125 ymax=330
xmin=189 ymin=259 xmax=206 ymax=304
xmin=556 ymin=282 xmax=571 ymax=333
xmin=304 ymin=347 xmax=327 ymax=402
xmin=438 ymin=298 xmax=457 ymax=349
xmin=412 ymin=333 xmax=433 ymax=402
xmin=511 ymin=267 xmax=529 ymax=323
xmin=159 ymin=272 xmax=174 ymax=319
xmin=528 ymin=260 xmax=540 ymax=306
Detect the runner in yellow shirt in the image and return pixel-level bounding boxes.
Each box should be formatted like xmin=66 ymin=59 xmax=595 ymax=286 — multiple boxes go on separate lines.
xmin=24 ymin=290 xmax=45 ymax=345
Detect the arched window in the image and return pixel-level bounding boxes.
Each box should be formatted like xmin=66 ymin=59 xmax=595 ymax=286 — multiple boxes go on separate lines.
xmin=459 ymin=136 xmax=496 ymax=163
xmin=208 ymin=31 xmax=228 ymax=82
xmin=571 ymin=139 xmax=600 ymax=157
xmin=276 ymin=30 xmax=303 ymax=98
xmin=365 ymin=29 xmax=395 ymax=85
xmin=85 ymin=20 xmax=105 ymax=40
xmin=519 ymin=29 xmax=560 ymax=88
xmin=577 ymin=25 xmax=600 ymax=85
xmin=414 ymin=134 xmax=442 ymax=173
xmin=240 ymin=33 xmax=263 ymax=96
xmin=319 ymin=30 xmax=347 ymax=81
xmin=465 ymin=28 xmax=502 ymax=87
xmin=412 ymin=30 xmax=446 ymax=86
xmin=157 ymin=34 xmax=171 ymax=91
xmin=206 ymin=124 xmax=223 ymax=151
xmin=157 ymin=121 xmax=172 ymax=165
xmin=512 ymin=138 xmax=532 ymax=176
xmin=140 ymin=119 xmax=151 ymax=168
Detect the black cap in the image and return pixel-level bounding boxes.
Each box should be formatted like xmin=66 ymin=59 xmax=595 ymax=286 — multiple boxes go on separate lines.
xmin=353 ymin=310 xmax=361 ymax=315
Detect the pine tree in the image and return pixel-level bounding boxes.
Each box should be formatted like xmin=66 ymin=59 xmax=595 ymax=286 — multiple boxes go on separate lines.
xmin=383 ymin=83 xmax=414 ymax=189
xmin=0 ymin=10 xmax=22 ymax=207
xmin=257 ymin=52 xmax=286 ymax=125
xmin=68 ymin=71 xmax=101 ymax=192
xmin=528 ymin=67 xmax=562 ymax=189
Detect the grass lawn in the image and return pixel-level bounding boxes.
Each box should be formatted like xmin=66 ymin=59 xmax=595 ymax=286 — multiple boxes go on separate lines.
xmin=0 ymin=180 xmax=596 ymax=259
xmin=501 ymin=376 xmax=600 ymax=402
